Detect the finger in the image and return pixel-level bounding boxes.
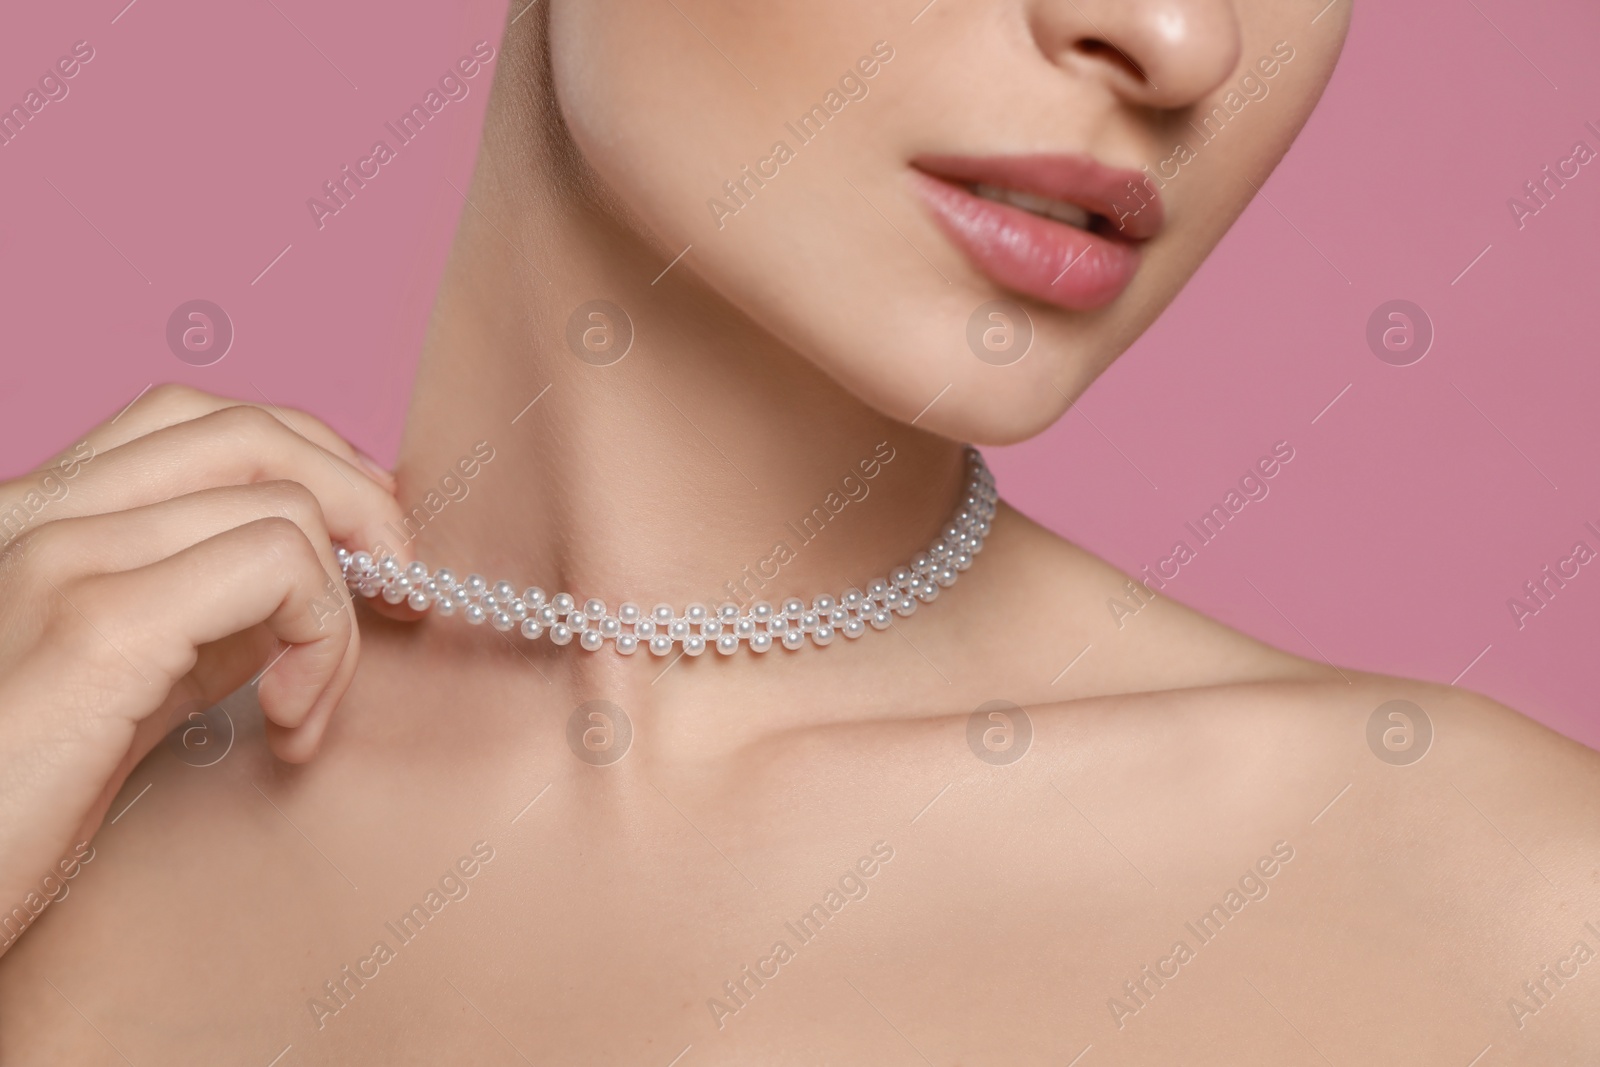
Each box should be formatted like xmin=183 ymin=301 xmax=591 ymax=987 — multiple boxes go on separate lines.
xmin=37 ymin=406 xmax=420 ymax=619
xmin=11 ymin=482 xmax=365 ymax=742
xmin=0 ymin=519 xmax=355 ymax=871
xmin=43 ymin=383 xmax=394 ymax=489
xmin=73 ymin=634 xmax=270 ymax=845
xmin=18 ymin=480 xmax=345 ymax=585
xmin=65 ymin=516 xmax=359 ymax=751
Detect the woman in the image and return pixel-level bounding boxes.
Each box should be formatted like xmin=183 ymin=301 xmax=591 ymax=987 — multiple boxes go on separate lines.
xmin=2 ymin=0 xmax=1596 ymax=1062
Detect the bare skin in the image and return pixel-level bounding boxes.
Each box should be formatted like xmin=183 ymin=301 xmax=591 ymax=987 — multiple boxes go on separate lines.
xmin=3 ymin=1 xmax=1599 ymax=1063
xmin=5 ymin=516 xmax=1598 ymax=1064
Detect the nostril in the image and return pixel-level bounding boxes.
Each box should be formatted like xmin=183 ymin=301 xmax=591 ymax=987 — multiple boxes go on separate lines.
xmin=1071 ymin=38 xmax=1151 ymax=86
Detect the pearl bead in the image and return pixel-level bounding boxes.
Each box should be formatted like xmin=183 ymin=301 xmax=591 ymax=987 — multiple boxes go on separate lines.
xmin=437 ymin=598 xmax=457 ymax=616
xmin=465 ymin=604 xmax=486 ymax=625
xmin=491 ymin=611 xmax=514 ymax=631
xmin=584 ymin=598 xmax=606 ymax=620
xmin=352 ymin=552 xmax=373 ymax=573
xmin=736 ymin=618 xmax=755 ymax=638
xmin=813 ymin=594 xmax=835 ymax=614
xmin=600 ymin=617 xmax=621 ymax=637
xmin=716 ymin=633 xmax=739 ymax=655
xmin=684 ymin=634 xmax=706 ymax=656
xmin=750 ymin=632 xmax=773 ymax=653
xmin=406 ymin=561 xmax=429 ymax=582
xmin=894 ymin=597 xmax=917 ymax=617
xmin=434 ymin=567 xmax=455 ymax=587
xmin=635 ymin=619 xmax=657 ymax=638
xmin=580 ymin=630 xmax=603 ymax=651
xmin=552 ymin=592 xmax=576 ymax=613
xmin=550 ymin=623 xmax=573 ymax=645
xmin=782 ymin=597 xmax=805 ymax=618
xmin=522 ymin=586 xmax=546 ymax=609
xmin=717 ymin=602 xmax=740 ymax=622
xmin=686 ymin=602 xmax=707 ymax=623
xmin=520 ymin=619 xmax=543 ymax=639
xmin=800 ymin=611 xmax=819 ymax=632
xmin=536 ymin=605 xmax=558 ymax=626
xmin=382 ymin=584 xmax=406 ymax=604
xmin=407 ymin=590 xmax=430 ymax=611
xmin=649 ymin=634 xmax=673 ymax=656
xmin=829 ymin=608 xmax=849 ymax=627
xmin=781 ymin=630 xmax=805 ymax=651
xmin=465 ymin=574 xmax=487 ymax=597
xmin=701 ymin=619 xmax=722 ymax=638
xmin=669 ymin=620 xmax=690 ymax=640
xmin=844 ymin=618 xmax=865 ymax=639
xmin=812 ymin=625 xmax=834 ymax=646
xmin=651 ymin=603 xmax=675 ymax=625
xmin=615 ymin=634 xmax=638 ymax=655
xmin=379 ymin=556 xmax=400 ymax=579
xmin=870 ymin=609 xmax=892 ymax=630
xmin=752 ymin=601 xmax=774 ymax=622
xmin=493 ymin=580 xmax=517 ymax=603
xmin=618 ymin=602 xmax=641 ymax=625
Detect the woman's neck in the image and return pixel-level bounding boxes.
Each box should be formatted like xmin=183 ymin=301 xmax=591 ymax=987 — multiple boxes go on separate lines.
xmin=391 ymin=106 xmax=968 ymax=620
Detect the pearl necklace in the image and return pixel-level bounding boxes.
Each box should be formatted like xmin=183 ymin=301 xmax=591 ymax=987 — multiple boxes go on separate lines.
xmin=337 ymin=447 xmax=995 ymax=657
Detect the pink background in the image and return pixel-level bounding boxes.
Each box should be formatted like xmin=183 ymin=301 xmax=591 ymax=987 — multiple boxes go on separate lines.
xmin=3 ymin=2 xmax=1597 ymax=744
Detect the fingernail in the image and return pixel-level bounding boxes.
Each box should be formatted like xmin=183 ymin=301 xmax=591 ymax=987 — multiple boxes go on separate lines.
xmin=354 ymin=450 xmax=396 ymax=489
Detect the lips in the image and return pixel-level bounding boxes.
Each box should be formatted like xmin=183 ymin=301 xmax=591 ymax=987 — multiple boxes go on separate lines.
xmin=909 ymin=153 xmax=1162 ymax=311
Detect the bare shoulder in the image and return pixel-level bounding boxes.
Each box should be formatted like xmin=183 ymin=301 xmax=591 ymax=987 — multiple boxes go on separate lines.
xmin=977 ymin=499 xmax=1346 ymax=704
xmin=735 ymin=666 xmax=1600 ymax=1057
xmin=1006 ymin=675 xmax=1600 ymax=1058
xmin=1029 ymin=664 xmax=1600 ymax=867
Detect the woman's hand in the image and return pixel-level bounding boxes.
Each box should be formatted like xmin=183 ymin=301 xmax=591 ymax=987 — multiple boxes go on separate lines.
xmin=0 ymin=384 xmax=416 ymax=956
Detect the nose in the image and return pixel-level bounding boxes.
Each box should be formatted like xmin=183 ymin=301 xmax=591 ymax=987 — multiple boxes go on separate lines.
xmin=1027 ymin=0 xmax=1242 ymax=111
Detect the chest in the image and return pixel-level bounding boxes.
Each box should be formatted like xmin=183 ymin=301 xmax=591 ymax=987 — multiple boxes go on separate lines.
xmin=0 ymin=695 xmax=1562 ymax=1065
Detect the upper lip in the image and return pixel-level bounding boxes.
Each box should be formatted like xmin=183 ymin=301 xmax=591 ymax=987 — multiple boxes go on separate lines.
xmin=910 ymin=153 xmax=1164 ymax=241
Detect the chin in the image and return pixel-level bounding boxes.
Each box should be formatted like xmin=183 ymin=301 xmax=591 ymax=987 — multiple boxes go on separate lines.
xmin=957 ymin=384 xmax=1082 ymax=447
xmin=879 ymin=364 xmax=1083 ymax=447
xmin=918 ymin=307 xmax=1133 ymax=447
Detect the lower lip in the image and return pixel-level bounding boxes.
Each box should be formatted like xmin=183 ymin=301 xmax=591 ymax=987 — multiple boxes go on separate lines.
xmin=908 ymin=172 xmax=1144 ymax=311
